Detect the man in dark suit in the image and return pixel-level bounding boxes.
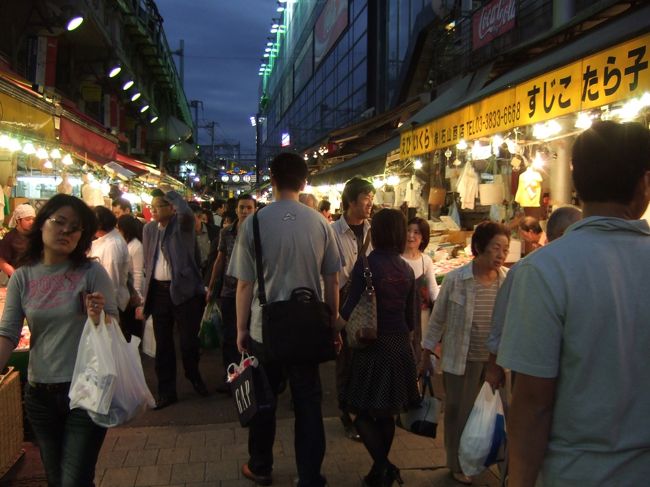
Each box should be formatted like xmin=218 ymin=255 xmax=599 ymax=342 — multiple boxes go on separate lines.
xmin=136 ymin=186 xmax=208 ymax=409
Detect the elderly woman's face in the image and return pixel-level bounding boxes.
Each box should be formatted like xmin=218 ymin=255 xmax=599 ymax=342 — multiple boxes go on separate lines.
xmin=478 ymin=234 xmax=510 ymax=269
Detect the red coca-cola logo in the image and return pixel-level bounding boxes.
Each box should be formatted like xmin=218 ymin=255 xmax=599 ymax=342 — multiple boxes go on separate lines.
xmin=473 ymin=0 xmax=516 ymax=50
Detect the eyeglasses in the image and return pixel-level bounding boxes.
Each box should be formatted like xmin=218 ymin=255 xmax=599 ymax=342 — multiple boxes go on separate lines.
xmin=46 ymin=217 xmax=83 ymax=234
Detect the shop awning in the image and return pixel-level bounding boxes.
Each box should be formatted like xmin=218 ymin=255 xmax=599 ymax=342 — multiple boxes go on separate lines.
xmin=310 ymin=136 xmax=399 ymax=185
xmin=104 ymin=161 xmax=137 ymax=180
xmin=0 ymin=72 xmax=56 ymax=140
xmin=59 ymin=102 xmax=118 ymax=162
xmin=115 ymin=153 xmax=161 ymax=176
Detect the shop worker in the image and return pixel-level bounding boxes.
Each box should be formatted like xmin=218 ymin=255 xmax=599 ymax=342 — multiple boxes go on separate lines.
xmin=229 ymin=152 xmax=340 ymax=487
xmin=498 ymin=121 xmax=650 ymax=486
xmin=0 ymin=203 xmax=35 ymax=277
xmin=518 ymin=215 xmax=547 ymax=255
xmin=137 ymin=185 xmax=209 ymax=410
xmin=332 ymin=176 xmax=374 ymax=441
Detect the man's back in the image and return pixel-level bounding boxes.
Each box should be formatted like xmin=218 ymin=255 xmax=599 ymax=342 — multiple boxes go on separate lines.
xmin=498 ymin=216 xmax=650 ymax=484
xmin=229 ymin=200 xmax=341 ymax=343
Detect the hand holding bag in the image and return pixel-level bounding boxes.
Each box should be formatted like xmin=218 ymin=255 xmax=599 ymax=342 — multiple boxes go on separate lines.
xmin=69 ymin=311 xmax=117 ymax=415
xmin=397 ymin=373 xmax=442 ymax=438
xmin=227 ymin=352 xmax=273 ymax=427
xmin=345 ymin=237 xmax=378 ymax=349
xmin=458 ymin=382 xmax=506 ymax=476
xmin=199 ymin=299 xmax=222 ymax=349
xmin=253 ymin=211 xmax=336 ymax=364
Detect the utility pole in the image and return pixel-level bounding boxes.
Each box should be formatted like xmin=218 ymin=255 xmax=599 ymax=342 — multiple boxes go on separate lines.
xmin=189 ymin=99 xmax=203 ymax=145
xmin=171 ymin=39 xmax=185 ymax=88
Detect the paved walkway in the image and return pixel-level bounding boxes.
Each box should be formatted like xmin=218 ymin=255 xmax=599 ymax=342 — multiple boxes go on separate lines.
xmin=94 ymin=417 xmax=503 ymax=487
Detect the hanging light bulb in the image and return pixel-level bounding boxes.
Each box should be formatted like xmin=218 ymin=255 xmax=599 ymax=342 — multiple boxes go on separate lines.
xmin=505 ymin=139 xmax=518 ymax=154
xmin=0 ymin=134 xmax=10 ymax=149
xmin=373 ymin=178 xmax=386 ymax=189
xmin=122 ymin=80 xmax=134 ymax=90
xmin=50 ymin=148 xmax=62 ymax=159
xmin=62 ymin=154 xmax=73 ymax=165
xmin=575 ymin=112 xmax=593 ymax=130
xmin=140 ymin=105 xmax=150 ymax=113
xmin=36 ymin=147 xmax=49 ymax=159
xmin=456 ymin=139 xmax=468 ymax=151
xmin=43 ymin=160 xmax=54 ymax=169
xmin=130 ymin=92 xmax=141 ymax=101
xmin=7 ymin=138 xmax=21 ymax=152
xmin=108 ymin=65 xmax=121 ymax=78
xmin=386 ymin=175 xmax=400 ymax=186
xmin=22 ymin=142 xmax=36 ymax=155
xmin=66 ymin=16 xmax=84 ymax=31
xmin=414 ymin=159 xmax=423 ymax=170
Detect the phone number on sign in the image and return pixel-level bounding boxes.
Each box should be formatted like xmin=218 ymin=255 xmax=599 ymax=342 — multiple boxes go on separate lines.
xmin=466 ymin=102 xmax=521 ymax=136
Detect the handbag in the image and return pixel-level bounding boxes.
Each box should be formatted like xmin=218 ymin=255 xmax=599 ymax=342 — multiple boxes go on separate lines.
xmin=397 ymin=373 xmax=442 ymax=438
xmin=252 ymin=211 xmax=336 ymax=364
xmin=227 ymin=353 xmax=274 ymax=427
xmin=345 ymin=235 xmax=378 ymax=349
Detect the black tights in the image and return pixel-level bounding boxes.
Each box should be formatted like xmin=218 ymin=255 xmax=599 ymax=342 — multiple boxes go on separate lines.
xmin=354 ymin=412 xmax=395 ymax=468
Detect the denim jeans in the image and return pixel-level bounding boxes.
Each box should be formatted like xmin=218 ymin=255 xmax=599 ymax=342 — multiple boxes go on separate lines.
xmin=24 ymin=383 xmax=107 ymax=487
xmin=248 ymin=341 xmax=327 ymax=487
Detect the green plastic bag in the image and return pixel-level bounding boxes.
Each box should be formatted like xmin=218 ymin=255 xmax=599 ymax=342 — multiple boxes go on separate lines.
xmin=199 ymin=301 xmax=222 ymax=349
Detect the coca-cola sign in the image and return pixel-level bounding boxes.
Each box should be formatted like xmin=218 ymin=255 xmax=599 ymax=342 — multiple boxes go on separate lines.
xmin=472 ymin=0 xmax=517 ymax=50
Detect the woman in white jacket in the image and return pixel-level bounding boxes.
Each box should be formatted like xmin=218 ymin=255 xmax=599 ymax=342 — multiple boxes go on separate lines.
xmin=117 ymin=214 xmax=144 ymax=340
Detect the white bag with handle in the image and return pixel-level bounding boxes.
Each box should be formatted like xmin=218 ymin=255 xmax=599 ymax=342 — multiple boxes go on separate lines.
xmin=69 ymin=312 xmax=117 ymax=415
xmin=89 ymin=319 xmax=155 ymax=427
xmin=458 ymin=381 xmax=506 ymax=476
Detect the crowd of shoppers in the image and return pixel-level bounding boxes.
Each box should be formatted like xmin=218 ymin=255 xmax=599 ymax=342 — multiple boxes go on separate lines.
xmin=0 ymin=120 xmax=648 ymax=487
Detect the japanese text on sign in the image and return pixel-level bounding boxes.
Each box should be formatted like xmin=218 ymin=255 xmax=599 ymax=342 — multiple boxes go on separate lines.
xmin=401 ymin=33 xmax=650 ymax=158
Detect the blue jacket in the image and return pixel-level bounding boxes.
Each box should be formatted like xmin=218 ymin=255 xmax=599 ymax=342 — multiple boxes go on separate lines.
xmin=142 ymin=190 xmax=205 ymax=314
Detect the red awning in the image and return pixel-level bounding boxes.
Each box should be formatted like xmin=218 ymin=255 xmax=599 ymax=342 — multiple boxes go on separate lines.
xmin=115 ymin=153 xmax=160 ymax=176
xmin=59 ymin=102 xmax=117 ymax=162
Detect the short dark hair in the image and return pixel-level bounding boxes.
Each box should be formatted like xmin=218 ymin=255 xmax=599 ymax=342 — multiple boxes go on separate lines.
xmin=342 ymin=177 xmax=374 ymax=211
xmin=371 ymin=209 xmax=407 ymax=253
xmin=546 ymin=205 xmax=582 ymax=242
xmin=408 ymin=217 xmax=430 ymax=251
xmin=318 ymin=200 xmax=331 ymax=212
xmin=151 ymin=188 xmax=165 ymax=199
xmin=572 ymin=121 xmax=650 ymax=204
xmin=94 ymin=206 xmax=117 ymax=232
xmin=111 ymin=197 xmax=131 ymax=212
xmin=188 ymin=202 xmax=203 ymax=215
xmin=471 ymin=220 xmax=510 ymax=257
xmin=117 ymin=214 xmax=142 ymax=243
xmin=201 ymin=208 xmax=215 ymax=225
xmin=237 ymin=193 xmax=256 ymax=204
xmin=519 ymin=216 xmax=542 ymax=234
xmin=223 ymin=210 xmax=237 ymax=224
xmin=270 ymin=152 xmax=308 ymax=192
xmin=21 ymin=194 xmax=97 ymax=268
xmin=212 ymin=199 xmax=225 ymax=211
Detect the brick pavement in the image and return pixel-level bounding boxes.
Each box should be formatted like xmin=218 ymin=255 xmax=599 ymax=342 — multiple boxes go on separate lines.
xmin=94 ymin=417 xmax=503 ymax=487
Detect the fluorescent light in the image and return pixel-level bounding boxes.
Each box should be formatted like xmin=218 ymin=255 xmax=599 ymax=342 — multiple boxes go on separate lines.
xmin=131 ymin=92 xmax=141 ymax=101
xmin=150 ymin=115 xmax=159 ymax=124
xmin=122 ymin=80 xmax=134 ymax=90
xmin=66 ymin=16 xmax=83 ymax=31
xmin=108 ymin=66 xmax=121 ymax=78
xmin=140 ymin=105 xmax=150 ymax=113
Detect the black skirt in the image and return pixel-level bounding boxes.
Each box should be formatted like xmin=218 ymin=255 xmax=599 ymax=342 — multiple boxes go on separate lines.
xmin=342 ymin=332 xmax=420 ymax=417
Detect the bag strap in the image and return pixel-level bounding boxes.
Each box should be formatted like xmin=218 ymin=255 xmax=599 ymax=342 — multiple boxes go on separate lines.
xmin=252 ymin=211 xmax=268 ymax=305
xmin=360 ymin=232 xmax=373 ymax=292
xmin=419 ymin=373 xmax=435 ymax=398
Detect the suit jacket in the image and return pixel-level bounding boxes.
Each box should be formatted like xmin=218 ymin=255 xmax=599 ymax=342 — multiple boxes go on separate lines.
xmin=142 ymin=190 xmax=205 ymax=315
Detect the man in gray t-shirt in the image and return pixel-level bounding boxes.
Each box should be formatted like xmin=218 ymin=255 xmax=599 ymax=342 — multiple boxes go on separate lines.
xmin=228 ymin=152 xmax=340 ymax=487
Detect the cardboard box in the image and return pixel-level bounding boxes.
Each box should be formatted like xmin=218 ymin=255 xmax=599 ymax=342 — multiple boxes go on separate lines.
xmin=0 ymin=370 xmax=23 ymax=477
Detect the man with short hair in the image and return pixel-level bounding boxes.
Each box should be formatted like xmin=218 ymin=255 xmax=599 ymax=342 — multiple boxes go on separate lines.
xmin=229 ymin=153 xmax=340 ymax=487
xmin=111 ymin=197 xmax=133 ymax=218
xmin=498 ymin=121 xmax=650 ymax=486
xmin=0 ymin=204 xmax=35 ymax=277
xmin=212 ymin=199 xmax=226 ymax=227
xmin=207 ymin=194 xmax=256 ymax=393
xmin=318 ymin=199 xmax=332 ymax=222
xmin=89 ymin=206 xmax=130 ymax=332
xmin=518 ymin=216 xmax=547 ymax=255
xmin=138 ymin=186 xmax=209 ymax=409
xmin=189 ymin=202 xmax=219 ymax=281
xmin=331 ymin=176 xmax=374 ymax=440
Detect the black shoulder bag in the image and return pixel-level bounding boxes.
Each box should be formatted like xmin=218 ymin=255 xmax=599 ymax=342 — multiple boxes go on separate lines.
xmin=252 ymin=211 xmax=336 ymax=364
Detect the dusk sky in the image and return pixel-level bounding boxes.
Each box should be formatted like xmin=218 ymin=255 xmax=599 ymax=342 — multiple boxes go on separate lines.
xmin=156 ymin=0 xmax=272 ymax=156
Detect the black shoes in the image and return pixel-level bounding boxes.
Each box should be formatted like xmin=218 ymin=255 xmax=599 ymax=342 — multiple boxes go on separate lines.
xmin=362 ymin=463 xmax=403 ymax=487
xmin=153 ymin=394 xmax=177 ymax=410
xmin=192 ymin=378 xmax=209 ymax=397
xmin=241 ymin=463 xmax=272 ymax=486
xmin=340 ymin=413 xmax=361 ymax=441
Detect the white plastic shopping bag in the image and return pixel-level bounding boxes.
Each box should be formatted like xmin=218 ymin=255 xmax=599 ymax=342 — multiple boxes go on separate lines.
xmin=458 ymin=382 xmax=506 ymax=476
xmin=89 ymin=319 xmax=155 ymax=427
xmin=69 ymin=312 xmax=117 ymax=415
xmin=142 ymin=316 xmax=156 ymax=358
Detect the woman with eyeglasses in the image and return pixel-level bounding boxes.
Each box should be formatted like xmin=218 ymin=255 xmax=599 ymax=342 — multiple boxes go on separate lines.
xmin=0 ymin=194 xmax=118 ymax=486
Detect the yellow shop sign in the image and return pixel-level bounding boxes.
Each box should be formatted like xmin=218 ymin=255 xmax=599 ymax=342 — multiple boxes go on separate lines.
xmin=0 ymin=91 xmax=56 ymax=139
xmin=401 ymin=32 xmax=650 ymax=158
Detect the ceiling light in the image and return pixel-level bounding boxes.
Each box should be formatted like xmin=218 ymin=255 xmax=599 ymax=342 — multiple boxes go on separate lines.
xmin=108 ymin=65 xmax=121 ymax=78
xmin=414 ymin=159 xmax=423 ymax=170
xmin=140 ymin=104 xmax=150 ymax=113
xmin=50 ymin=148 xmax=62 ymax=159
xmin=122 ymin=80 xmax=134 ymax=90
xmin=131 ymin=92 xmax=141 ymax=101
xmin=66 ymin=16 xmax=84 ymax=31
xmin=43 ymin=160 xmax=54 ymax=169
xmin=36 ymin=147 xmax=49 ymax=159
xmin=277 ymin=6 xmax=285 ymax=12
xmin=62 ymin=154 xmax=73 ymax=165
xmin=22 ymin=142 xmax=36 ymax=155
xmin=150 ymin=115 xmax=159 ymax=124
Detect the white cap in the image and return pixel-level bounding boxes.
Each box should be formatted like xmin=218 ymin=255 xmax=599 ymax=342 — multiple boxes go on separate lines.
xmin=9 ymin=204 xmax=36 ymax=228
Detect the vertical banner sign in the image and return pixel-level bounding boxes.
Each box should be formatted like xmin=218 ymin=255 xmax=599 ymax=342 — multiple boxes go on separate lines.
xmin=400 ymin=32 xmax=650 ymax=158
xmin=472 ymin=0 xmax=516 ymax=50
